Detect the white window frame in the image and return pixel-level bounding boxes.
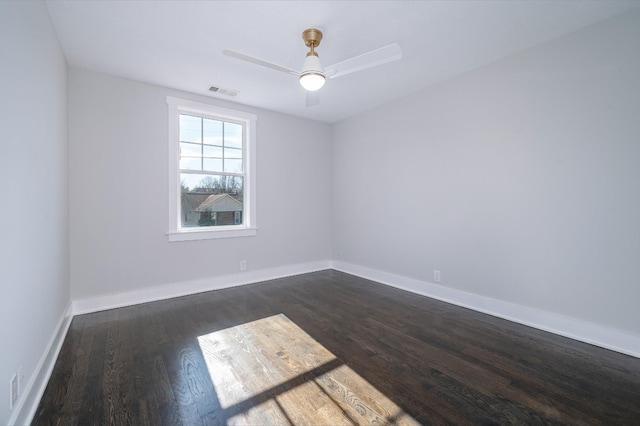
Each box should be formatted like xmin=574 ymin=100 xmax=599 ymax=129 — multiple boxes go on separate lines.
xmin=167 ymin=97 xmax=257 ymax=241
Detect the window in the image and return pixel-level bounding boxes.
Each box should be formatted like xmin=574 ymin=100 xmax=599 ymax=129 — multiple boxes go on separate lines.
xmin=167 ymin=97 xmax=257 ymax=241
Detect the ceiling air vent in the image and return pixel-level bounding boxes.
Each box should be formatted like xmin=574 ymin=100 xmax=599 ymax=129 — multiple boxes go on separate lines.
xmin=209 ymin=85 xmax=239 ymax=96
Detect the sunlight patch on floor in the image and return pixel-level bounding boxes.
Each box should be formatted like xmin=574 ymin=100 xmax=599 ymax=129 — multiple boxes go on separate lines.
xmin=197 ymin=313 xmax=419 ymax=425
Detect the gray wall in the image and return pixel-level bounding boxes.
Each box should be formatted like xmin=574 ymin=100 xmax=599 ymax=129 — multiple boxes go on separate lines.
xmin=0 ymin=2 xmax=69 ymax=424
xmin=332 ymin=11 xmax=640 ymax=335
xmin=69 ymin=68 xmax=332 ymax=300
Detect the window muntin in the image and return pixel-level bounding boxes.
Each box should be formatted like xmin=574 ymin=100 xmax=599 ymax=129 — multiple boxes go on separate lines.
xmin=167 ymin=97 xmax=257 ymax=241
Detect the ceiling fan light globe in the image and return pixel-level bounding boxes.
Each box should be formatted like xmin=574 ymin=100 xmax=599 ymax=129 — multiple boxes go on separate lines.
xmin=300 ymin=54 xmax=325 ymax=91
xmin=300 ymin=73 xmax=325 ymax=91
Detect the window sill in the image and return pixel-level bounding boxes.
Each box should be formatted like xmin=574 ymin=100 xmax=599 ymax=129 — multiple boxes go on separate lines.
xmin=167 ymin=227 xmax=258 ymax=242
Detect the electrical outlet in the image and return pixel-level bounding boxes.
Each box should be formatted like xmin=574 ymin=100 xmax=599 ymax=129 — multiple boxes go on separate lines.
xmin=433 ymin=270 xmax=441 ymax=283
xmin=10 ymin=374 xmax=17 ymax=411
xmin=239 ymin=260 xmax=247 ymax=271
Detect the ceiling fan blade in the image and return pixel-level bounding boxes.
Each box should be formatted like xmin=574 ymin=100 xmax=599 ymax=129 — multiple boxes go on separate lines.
xmin=306 ymin=91 xmax=320 ymax=107
xmin=223 ymin=49 xmax=300 ymax=75
xmin=325 ymin=43 xmax=402 ymax=79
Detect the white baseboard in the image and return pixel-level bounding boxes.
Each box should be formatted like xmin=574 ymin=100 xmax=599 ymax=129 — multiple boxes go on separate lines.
xmin=10 ymin=301 xmax=74 ymax=426
xmin=72 ymin=260 xmax=331 ymax=315
xmin=331 ymin=260 xmax=640 ymax=359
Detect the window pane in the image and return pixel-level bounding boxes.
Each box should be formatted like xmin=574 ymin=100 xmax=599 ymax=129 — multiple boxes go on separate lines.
xmin=203 ymin=158 xmax=223 ymax=172
xmin=180 ymin=115 xmax=201 ymax=143
xmin=203 ymin=118 xmax=223 ymax=145
xmin=180 ymin=142 xmax=201 ymax=157
xmin=224 ymin=159 xmax=243 ymax=173
xmin=224 ymin=147 xmax=242 ymax=159
xmin=224 ymin=122 xmax=243 ymax=148
xmin=203 ymin=145 xmax=223 ymax=158
xmin=180 ymin=157 xmax=201 ymax=170
xmin=180 ymin=173 xmax=244 ymax=228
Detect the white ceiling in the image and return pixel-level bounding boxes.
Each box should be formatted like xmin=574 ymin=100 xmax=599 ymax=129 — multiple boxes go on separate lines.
xmin=45 ymin=0 xmax=640 ymax=123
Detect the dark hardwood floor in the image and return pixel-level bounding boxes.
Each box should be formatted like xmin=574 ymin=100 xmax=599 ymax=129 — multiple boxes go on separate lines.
xmin=34 ymin=270 xmax=640 ymax=425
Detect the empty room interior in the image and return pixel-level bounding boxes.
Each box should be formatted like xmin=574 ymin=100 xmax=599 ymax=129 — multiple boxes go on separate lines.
xmin=2 ymin=1 xmax=640 ymax=424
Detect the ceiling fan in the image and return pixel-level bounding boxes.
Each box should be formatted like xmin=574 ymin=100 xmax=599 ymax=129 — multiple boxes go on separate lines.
xmin=223 ymin=28 xmax=402 ymax=106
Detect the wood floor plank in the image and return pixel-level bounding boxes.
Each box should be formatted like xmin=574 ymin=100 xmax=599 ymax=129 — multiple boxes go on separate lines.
xmin=77 ymin=311 xmax=114 ymax=426
xmin=33 ymin=270 xmax=640 ymax=425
